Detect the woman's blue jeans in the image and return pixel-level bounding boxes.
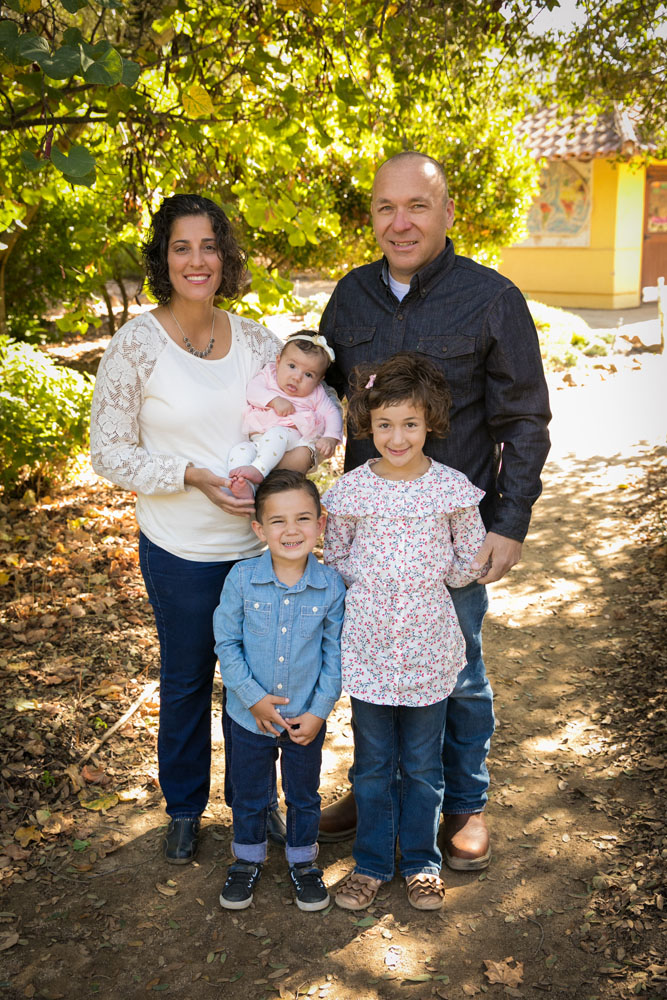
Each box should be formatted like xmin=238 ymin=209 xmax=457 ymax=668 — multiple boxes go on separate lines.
xmin=350 ymin=696 xmax=448 ymax=881
xmin=139 ymin=533 xmax=280 ymax=819
xmin=227 ymin=715 xmax=325 ymax=866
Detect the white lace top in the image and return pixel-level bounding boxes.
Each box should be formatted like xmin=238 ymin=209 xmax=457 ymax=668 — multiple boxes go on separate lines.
xmin=90 ymin=311 xmax=282 ymax=561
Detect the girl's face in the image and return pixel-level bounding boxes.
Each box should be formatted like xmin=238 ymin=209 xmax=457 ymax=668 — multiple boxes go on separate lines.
xmin=167 ymin=214 xmax=222 ymax=305
xmin=370 ymin=400 xmax=431 ymax=480
xmin=275 ymin=344 xmax=327 ymax=398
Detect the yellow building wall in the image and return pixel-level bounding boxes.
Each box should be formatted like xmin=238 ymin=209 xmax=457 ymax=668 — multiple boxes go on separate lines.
xmin=498 ymin=158 xmax=646 ymax=309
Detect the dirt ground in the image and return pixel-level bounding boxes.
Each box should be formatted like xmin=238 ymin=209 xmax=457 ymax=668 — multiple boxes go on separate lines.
xmin=1 ymin=356 xmax=666 ymax=1000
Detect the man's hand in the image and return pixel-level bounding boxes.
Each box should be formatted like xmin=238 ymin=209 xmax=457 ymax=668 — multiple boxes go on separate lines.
xmin=268 ymin=397 xmax=295 ymax=416
xmin=250 ymin=694 xmax=290 ymax=736
xmin=314 ymin=436 xmax=339 ymax=460
xmin=284 ymin=712 xmax=324 ymax=746
xmin=473 ymin=532 xmax=522 ymax=584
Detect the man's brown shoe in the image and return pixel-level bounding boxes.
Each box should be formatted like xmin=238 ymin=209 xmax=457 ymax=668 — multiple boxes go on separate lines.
xmin=442 ymin=812 xmax=491 ymax=871
xmin=318 ymin=790 xmax=357 ymax=842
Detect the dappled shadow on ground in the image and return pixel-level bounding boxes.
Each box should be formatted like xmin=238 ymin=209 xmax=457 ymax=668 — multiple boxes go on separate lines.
xmin=0 ymin=446 xmax=666 ymax=999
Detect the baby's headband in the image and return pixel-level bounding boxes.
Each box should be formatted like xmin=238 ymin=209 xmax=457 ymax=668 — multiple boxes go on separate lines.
xmin=285 ymin=333 xmax=335 ymax=364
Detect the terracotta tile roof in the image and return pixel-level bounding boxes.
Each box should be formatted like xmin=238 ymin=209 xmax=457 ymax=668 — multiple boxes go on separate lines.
xmin=517 ymin=105 xmax=649 ymax=160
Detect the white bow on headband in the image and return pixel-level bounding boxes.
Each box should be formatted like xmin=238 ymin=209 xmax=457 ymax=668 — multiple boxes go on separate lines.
xmin=286 ymin=333 xmax=336 ymax=364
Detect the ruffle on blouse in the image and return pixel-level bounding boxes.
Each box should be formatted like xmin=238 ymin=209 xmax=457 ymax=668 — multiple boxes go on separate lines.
xmin=322 ymin=460 xmax=484 ymax=518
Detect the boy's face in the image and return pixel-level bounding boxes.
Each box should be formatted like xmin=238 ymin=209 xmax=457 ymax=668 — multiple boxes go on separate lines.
xmin=252 ymin=488 xmax=325 ymax=566
xmin=274 ymin=343 xmax=327 ymax=398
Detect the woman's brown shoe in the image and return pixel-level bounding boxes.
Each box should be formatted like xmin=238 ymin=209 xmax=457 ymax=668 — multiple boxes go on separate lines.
xmin=318 ymin=790 xmax=357 ymax=842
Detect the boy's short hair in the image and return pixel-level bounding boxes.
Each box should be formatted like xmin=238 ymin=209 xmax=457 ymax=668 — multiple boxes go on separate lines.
xmin=254 ymin=469 xmax=322 ymax=522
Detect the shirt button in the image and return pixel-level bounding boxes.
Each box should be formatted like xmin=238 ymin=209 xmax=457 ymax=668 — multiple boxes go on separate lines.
xmin=441 ymin=346 xmax=447 ymax=354
xmin=312 ymin=606 xmax=318 ymax=612
xmin=281 ymin=627 xmax=287 ymax=633
xmin=278 ymin=656 xmax=284 ymax=662
xmin=397 ymin=314 xmax=403 ymax=320
xmin=277 ymin=683 xmax=283 ymax=690
xmin=254 ymin=602 xmax=260 ymax=609
xmin=284 ymin=599 xmax=289 ymax=605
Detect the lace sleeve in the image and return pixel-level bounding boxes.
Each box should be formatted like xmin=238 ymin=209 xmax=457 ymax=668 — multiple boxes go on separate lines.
xmin=90 ymin=316 xmax=190 ymax=494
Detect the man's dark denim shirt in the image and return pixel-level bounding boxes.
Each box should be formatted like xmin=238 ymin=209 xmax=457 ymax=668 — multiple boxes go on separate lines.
xmin=319 ymin=239 xmax=551 ymax=543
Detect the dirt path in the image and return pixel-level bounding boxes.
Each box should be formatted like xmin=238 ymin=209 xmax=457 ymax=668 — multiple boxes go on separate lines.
xmin=1 ymin=360 xmax=665 ymax=1000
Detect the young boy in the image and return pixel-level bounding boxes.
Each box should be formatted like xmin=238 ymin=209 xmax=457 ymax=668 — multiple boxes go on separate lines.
xmin=214 ymin=469 xmax=345 ymax=911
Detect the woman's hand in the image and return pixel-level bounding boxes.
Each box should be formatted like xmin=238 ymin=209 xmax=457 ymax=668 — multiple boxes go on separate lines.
xmin=184 ymin=465 xmax=256 ymax=517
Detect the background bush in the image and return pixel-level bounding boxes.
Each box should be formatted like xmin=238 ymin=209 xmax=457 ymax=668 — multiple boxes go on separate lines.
xmin=0 ymin=335 xmax=94 ymax=494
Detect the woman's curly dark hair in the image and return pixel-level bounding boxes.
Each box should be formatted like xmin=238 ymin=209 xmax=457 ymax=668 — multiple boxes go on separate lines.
xmin=141 ymin=194 xmax=247 ymax=305
xmin=347 ymin=352 xmax=452 ymax=439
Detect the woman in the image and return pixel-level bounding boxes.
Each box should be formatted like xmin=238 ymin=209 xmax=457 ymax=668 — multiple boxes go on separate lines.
xmin=90 ymin=194 xmax=316 ymax=863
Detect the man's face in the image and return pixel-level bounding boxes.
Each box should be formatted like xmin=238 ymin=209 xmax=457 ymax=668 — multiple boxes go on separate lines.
xmin=371 ymin=158 xmax=455 ymax=284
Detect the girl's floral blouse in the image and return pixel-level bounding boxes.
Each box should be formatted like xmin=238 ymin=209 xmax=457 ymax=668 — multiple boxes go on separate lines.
xmin=323 ymin=459 xmax=486 ymax=707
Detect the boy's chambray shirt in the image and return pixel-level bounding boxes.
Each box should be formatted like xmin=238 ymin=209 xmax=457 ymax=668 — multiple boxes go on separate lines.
xmin=214 ymin=550 xmax=345 ymax=737
xmin=320 ymin=239 xmax=552 ymax=543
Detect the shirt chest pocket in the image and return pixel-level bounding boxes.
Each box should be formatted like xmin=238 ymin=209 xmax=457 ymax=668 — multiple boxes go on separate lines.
xmin=300 ymin=604 xmax=329 ymax=639
xmin=244 ymin=600 xmax=271 ymax=636
xmin=416 ymin=333 xmax=476 ymax=397
xmin=332 ymin=327 xmax=376 ymax=365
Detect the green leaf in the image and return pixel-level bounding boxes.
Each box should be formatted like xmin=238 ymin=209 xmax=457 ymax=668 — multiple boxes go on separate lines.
xmin=20 ymin=150 xmax=43 ymax=172
xmin=51 ymin=145 xmax=95 ymax=178
xmin=0 ymin=20 xmax=20 ymax=60
xmin=72 ymin=839 xmax=91 ymax=851
xmin=82 ymin=43 xmax=123 ymax=85
xmin=182 ymin=84 xmax=215 ymax=118
xmin=37 ymin=44 xmax=81 ymax=80
xmin=121 ymin=58 xmax=141 ymax=87
xmin=61 ymin=0 xmax=89 ymax=10
xmin=62 ymin=27 xmax=84 ymax=46
xmin=15 ymin=32 xmax=50 ymax=64
xmin=353 ymin=916 xmax=376 ymax=927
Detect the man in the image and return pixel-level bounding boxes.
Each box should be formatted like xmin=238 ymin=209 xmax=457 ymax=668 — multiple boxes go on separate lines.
xmin=318 ymin=151 xmax=551 ymax=870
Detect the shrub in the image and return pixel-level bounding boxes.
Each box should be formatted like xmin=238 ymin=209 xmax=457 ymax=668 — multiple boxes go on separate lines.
xmin=0 ymin=335 xmax=94 ymax=494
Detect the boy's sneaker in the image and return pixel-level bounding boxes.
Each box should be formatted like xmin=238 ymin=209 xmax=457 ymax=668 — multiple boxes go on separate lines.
xmin=289 ymin=862 xmax=330 ymax=911
xmin=219 ymin=861 xmax=262 ymax=910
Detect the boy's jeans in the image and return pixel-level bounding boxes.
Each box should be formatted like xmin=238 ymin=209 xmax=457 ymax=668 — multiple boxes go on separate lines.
xmin=350 ymin=696 xmax=448 ymax=881
xmin=226 ymin=714 xmax=325 ymax=866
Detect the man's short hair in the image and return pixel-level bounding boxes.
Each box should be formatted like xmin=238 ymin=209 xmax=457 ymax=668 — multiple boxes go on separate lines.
xmin=254 ymin=469 xmax=322 ymax=522
xmin=375 ymin=151 xmax=449 ymax=200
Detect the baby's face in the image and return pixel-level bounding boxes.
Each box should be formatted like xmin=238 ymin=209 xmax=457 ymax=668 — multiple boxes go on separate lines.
xmin=275 ymin=344 xmax=327 ymax=398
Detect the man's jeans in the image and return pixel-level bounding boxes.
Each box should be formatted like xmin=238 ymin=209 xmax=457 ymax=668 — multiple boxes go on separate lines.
xmin=351 ymin=697 xmax=448 ymax=881
xmin=226 ymin=714 xmax=325 ymax=866
xmin=139 ymin=533 xmax=278 ymax=819
xmin=443 ymin=581 xmax=494 ymax=814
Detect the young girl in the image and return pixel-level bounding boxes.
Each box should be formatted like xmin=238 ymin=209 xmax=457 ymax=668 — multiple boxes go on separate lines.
xmin=322 ymin=352 xmax=487 ymax=912
xmin=227 ymin=331 xmax=343 ymax=498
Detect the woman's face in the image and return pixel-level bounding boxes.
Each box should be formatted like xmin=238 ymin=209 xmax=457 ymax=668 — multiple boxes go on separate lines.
xmin=166 ymin=214 xmax=223 ymax=304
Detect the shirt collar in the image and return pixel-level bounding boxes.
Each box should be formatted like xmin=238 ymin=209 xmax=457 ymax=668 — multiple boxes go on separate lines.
xmin=380 ymin=238 xmax=455 ymax=298
xmin=251 ymin=550 xmax=329 ymax=591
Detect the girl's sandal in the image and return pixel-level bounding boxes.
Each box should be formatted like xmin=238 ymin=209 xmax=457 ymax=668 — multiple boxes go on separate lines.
xmin=334 ymin=872 xmax=384 ymax=910
xmin=405 ymin=872 xmax=446 ymax=911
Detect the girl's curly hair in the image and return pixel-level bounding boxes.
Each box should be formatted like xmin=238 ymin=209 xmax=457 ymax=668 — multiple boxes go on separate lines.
xmin=347 ymin=352 xmax=451 ymax=439
xmin=141 ymin=194 xmax=247 ymax=305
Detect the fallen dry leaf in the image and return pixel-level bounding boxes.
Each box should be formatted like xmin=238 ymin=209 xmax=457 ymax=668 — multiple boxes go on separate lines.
xmin=14 ymin=825 xmax=42 ymax=847
xmin=483 ymin=957 xmax=524 ymax=987
xmin=77 ymin=791 xmax=119 ymax=812
xmin=0 ymin=932 xmax=19 ymax=952
xmin=156 ymin=882 xmax=179 ymax=897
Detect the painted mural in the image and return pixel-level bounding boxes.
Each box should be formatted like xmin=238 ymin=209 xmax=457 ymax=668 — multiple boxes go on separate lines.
xmin=519 ymin=160 xmax=592 ymax=247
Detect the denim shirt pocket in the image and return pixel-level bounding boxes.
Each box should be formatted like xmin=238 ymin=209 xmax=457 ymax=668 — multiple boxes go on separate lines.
xmin=244 ymin=599 xmax=271 ymax=635
xmin=416 ymin=332 xmax=477 ymax=397
xmin=331 ymin=326 xmax=377 ymax=365
xmin=300 ymin=603 xmax=329 ymax=639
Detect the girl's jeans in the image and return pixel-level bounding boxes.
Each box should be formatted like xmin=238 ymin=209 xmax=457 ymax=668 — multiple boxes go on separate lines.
xmin=139 ymin=533 xmax=277 ymax=819
xmin=350 ymin=696 xmax=448 ymax=881
xmin=227 ymin=714 xmax=325 ymax=866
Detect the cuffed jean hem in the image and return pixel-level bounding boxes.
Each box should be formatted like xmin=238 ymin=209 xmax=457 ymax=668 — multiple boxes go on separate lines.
xmin=232 ymin=841 xmax=267 ymax=864
xmin=286 ymin=843 xmax=318 ymax=866
xmin=353 ymin=866 xmax=393 ymax=883
xmin=443 ymin=808 xmax=485 ymax=816
xmin=168 ymin=812 xmax=201 ymax=820
xmin=401 ymin=864 xmax=441 ymax=878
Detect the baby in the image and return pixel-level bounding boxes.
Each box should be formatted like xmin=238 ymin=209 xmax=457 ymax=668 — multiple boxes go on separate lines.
xmin=227 ymin=331 xmax=343 ymax=499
